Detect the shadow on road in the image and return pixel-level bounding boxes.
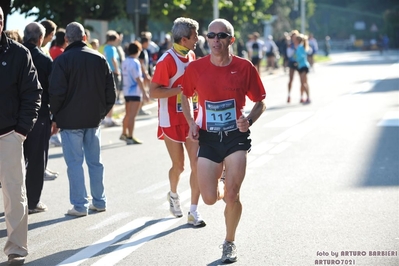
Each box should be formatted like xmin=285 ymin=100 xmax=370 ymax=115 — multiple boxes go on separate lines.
xmin=357 ymin=77 xmax=399 ymax=187
xmin=358 ymin=126 xmax=399 ymax=187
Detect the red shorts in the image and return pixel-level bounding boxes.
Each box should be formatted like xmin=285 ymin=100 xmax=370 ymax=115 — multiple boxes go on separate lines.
xmin=157 ymin=124 xmax=189 ymax=143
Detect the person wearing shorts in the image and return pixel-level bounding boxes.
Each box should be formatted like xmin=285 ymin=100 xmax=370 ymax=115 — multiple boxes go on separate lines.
xmin=181 ymin=19 xmax=266 ymax=263
xmin=286 ymin=30 xmax=300 ymax=103
xmin=120 ymin=41 xmax=149 ymax=145
xmin=149 ymin=17 xmax=205 ymax=227
xmin=293 ymin=34 xmax=311 ymax=104
xmin=246 ymin=32 xmax=264 ymax=73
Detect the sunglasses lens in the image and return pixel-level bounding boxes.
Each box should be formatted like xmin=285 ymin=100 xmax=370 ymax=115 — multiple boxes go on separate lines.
xmin=206 ymin=32 xmax=230 ymax=39
xmin=207 ymin=32 xmax=216 ymax=39
xmin=218 ymin=33 xmax=229 ymax=39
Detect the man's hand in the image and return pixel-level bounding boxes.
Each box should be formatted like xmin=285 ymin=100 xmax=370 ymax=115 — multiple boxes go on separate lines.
xmin=188 ymin=121 xmax=199 ymax=141
xmin=51 ymin=122 xmax=59 ymax=135
xmin=237 ymin=115 xmax=250 ymax=132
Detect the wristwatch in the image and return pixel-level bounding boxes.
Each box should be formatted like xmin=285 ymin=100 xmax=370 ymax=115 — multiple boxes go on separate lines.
xmin=248 ymin=118 xmax=253 ymax=126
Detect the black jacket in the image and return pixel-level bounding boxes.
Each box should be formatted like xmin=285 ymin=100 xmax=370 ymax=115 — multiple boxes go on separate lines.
xmin=0 ymin=32 xmax=42 ymax=136
xmin=49 ymin=41 xmax=116 ymax=129
xmin=23 ymin=42 xmax=52 ymax=117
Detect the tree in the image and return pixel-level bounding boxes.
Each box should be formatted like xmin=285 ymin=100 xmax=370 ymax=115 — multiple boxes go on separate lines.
xmin=312 ymin=0 xmax=399 ymax=44
xmin=11 ymin=0 xmax=126 ymax=27
xmin=148 ymin=0 xmax=274 ymax=35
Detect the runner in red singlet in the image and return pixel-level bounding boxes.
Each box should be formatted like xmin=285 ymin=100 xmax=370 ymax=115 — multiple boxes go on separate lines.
xmin=181 ymin=18 xmax=266 ymax=263
xmin=149 ymin=17 xmax=205 ymax=228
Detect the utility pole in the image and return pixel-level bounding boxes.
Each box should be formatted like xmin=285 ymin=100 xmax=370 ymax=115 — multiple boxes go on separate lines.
xmin=213 ymin=0 xmax=219 ymax=20
xmin=301 ymin=0 xmax=306 ymax=33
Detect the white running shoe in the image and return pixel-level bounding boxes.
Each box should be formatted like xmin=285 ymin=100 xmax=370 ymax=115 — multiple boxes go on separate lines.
xmin=44 ymin=169 xmax=58 ymax=180
xmin=187 ymin=211 xmax=206 ymax=227
xmin=67 ymin=207 xmax=88 ymax=217
xmin=221 ymin=241 xmax=238 ymax=263
xmin=89 ymin=204 xmax=106 ymax=212
xmin=167 ymin=192 xmax=183 ymax=218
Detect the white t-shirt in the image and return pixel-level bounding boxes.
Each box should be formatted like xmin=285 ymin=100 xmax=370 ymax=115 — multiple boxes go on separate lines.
xmin=122 ymin=57 xmax=143 ymax=97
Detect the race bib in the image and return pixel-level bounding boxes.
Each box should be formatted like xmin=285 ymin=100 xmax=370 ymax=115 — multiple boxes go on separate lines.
xmin=205 ymin=99 xmax=237 ymax=132
xmin=176 ymin=93 xmax=198 ymax=112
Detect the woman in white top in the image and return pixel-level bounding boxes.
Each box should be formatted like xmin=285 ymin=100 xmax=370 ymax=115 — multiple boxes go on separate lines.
xmin=120 ymin=41 xmax=150 ymax=144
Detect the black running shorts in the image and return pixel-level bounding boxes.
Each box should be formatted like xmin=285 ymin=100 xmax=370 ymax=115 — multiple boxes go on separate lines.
xmin=198 ymin=129 xmax=251 ymax=163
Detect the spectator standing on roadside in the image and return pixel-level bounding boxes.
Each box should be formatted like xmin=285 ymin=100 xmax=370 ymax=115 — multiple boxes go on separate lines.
xmin=194 ymin=35 xmax=208 ymax=58
xmin=287 ymin=30 xmax=300 ymax=103
xmin=264 ymin=35 xmax=279 ymax=73
xmin=90 ymin=39 xmax=99 ymax=50
xmin=4 ymin=29 xmax=22 ymax=43
xmin=307 ymin=33 xmax=318 ymax=70
xmin=0 ymin=7 xmax=42 ymax=265
xmin=40 ymin=20 xmax=57 ymax=56
xmin=102 ymin=30 xmax=121 ymax=127
xmin=181 ymin=18 xmax=266 ymax=263
xmin=40 ymin=20 xmax=62 ymax=177
xmin=138 ymin=37 xmax=153 ymax=116
xmin=49 ymin=29 xmax=66 ymax=60
xmin=294 ymin=34 xmax=311 ymax=104
xmin=120 ymin=41 xmax=149 ymax=145
xmin=324 ymin=36 xmax=331 ymax=56
xmin=157 ymin=33 xmax=173 ymax=59
xmin=149 ymin=17 xmax=206 ymax=228
xmin=22 ymin=22 xmax=56 ymax=214
xmin=49 ymin=22 xmax=116 ymax=216
xmin=115 ymin=32 xmax=126 ymax=105
xmin=246 ymin=32 xmax=264 ymax=73
xmin=142 ymin=31 xmax=159 ymax=75
xmin=276 ymin=32 xmax=289 ymax=72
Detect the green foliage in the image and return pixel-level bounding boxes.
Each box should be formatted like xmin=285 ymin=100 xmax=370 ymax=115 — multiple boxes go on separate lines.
xmin=311 ymin=0 xmax=399 ymax=46
xmin=11 ymin=0 xmax=126 ymax=27
xmin=10 ymin=0 xmax=397 ymax=48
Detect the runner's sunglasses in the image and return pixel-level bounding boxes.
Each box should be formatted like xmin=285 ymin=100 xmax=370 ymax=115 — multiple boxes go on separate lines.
xmin=206 ymin=32 xmax=231 ymax=39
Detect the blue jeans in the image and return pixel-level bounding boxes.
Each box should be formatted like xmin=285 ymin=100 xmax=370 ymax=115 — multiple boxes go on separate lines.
xmin=60 ymin=128 xmax=106 ymax=212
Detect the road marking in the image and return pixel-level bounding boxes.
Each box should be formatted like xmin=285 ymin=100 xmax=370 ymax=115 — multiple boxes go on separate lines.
xmin=57 ymin=217 xmax=152 ymax=266
xmin=87 ymin=212 xmax=131 ymax=230
xmin=377 ymin=111 xmax=399 ymax=127
xmin=91 ymin=217 xmax=180 ymax=266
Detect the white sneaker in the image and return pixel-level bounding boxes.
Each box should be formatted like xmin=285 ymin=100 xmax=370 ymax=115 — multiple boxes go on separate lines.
xmin=67 ymin=207 xmax=87 ymax=217
xmin=89 ymin=204 xmax=106 ymax=212
xmin=44 ymin=169 xmax=58 ymax=180
xmin=187 ymin=211 xmax=206 ymax=227
xmin=29 ymin=202 xmax=48 ymax=214
xmin=167 ymin=192 xmax=183 ymax=218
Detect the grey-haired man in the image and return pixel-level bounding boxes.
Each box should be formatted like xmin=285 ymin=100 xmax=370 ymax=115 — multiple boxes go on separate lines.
xmin=49 ymin=22 xmax=116 ymax=217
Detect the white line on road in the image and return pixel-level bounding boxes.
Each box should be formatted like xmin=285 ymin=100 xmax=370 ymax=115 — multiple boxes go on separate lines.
xmin=87 ymin=212 xmax=132 ymax=231
xmin=377 ymin=111 xmax=399 ymax=127
xmin=91 ymin=217 xmax=180 ymax=266
xmin=57 ymin=217 xmax=152 ymax=266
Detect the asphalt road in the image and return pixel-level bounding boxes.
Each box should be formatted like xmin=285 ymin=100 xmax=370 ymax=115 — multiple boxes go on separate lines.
xmin=0 ymin=50 xmax=398 ymax=266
